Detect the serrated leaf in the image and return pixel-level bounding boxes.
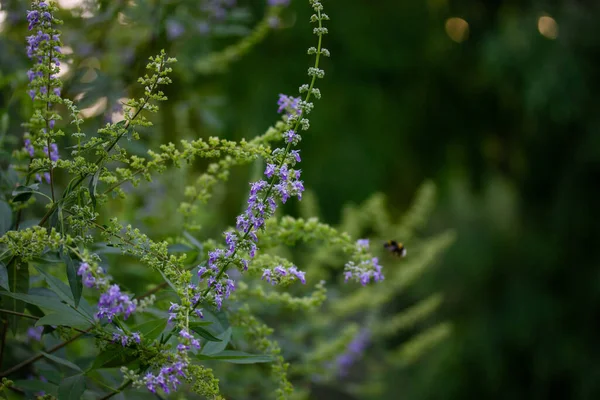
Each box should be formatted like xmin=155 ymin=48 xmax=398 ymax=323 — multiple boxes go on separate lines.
xmin=189 ymin=322 xmax=221 ymax=342
xmin=35 ymin=310 xmax=90 ymax=329
xmin=42 ymin=352 xmax=82 ymax=372
xmin=6 ymin=260 xmax=29 ymax=334
xmin=0 ymin=201 xmax=12 ymax=234
xmin=133 ymin=318 xmax=167 ymax=341
xmin=201 ymin=327 xmax=231 ymax=356
xmin=61 ymin=250 xmax=82 ymax=308
xmin=58 ymin=374 xmax=86 ymax=400
xmin=0 ymin=260 xmax=8 ymax=290
xmin=196 ymin=350 xmax=273 ymax=364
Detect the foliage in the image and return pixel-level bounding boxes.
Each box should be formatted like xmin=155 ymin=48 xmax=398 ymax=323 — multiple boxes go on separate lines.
xmin=0 ymin=1 xmax=453 ymax=399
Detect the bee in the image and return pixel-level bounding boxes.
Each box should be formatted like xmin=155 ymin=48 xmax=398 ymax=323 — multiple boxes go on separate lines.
xmin=383 ymin=240 xmax=406 ymax=257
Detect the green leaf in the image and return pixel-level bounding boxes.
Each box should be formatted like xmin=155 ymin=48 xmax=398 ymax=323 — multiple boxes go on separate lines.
xmin=89 ymin=348 xmax=137 ymax=370
xmin=133 ymin=318 xmax=167 ymax=341
xmin=183 ymin=231 xmax=204 ymax=251
xmin=167 ymin=243 xmax=193 ymax=253
xmin=0 ymin=201 xmax=12 ymax=234
xmin=34 ymin=265 xmax=74 ymax=304
xmin=58 ymin=374 xmax=86 ymax=400
xmin=88 ymin=169 xmax=100 ymax=209
xmin=202 ymin=307 xmax=230 ymax=332
xmin=0 ymin=260 xmax=8 ymax=290
xmin=1 ymin=291 xmax=76 ymax=314
xmin=13 ymin=380 xmax=58 ymax=396
xmin=42 ymin=352 xmax=82 ymax=372
xmin=11 ymin=184 xmax=38 ymax=203
xmin=61 ymin=250 xmax=82 ymax=308
xmin=32 ymin=265 xmax=94 ymax=320
xmin=196 ymin=350 xmax=274 ymax=364
xmin=189 ymin=322 xmax=221 ymax=342
xmin=158 ymin=269 xmax=177 ymax=292
xmin=35 ymin=311 xmax=90 ymax=329
xmin=201 ymin=327 xmax=231 ymax=355
xmin=6 ymin=260 xmax=29 ymax=334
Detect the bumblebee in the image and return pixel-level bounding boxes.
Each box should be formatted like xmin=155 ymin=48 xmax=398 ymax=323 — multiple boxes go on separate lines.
xmin=384 ymin=240 xmax=406 ymax=257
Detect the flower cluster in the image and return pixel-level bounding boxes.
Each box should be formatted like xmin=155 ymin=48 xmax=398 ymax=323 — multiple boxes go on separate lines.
xmin=168 ymin=301 xmax=203 ymax=324
xmin=335 ymin=329 xmax=371 ymax=377
xmin=277 ymin=94 xmax=301 ymax=117
xmin=112 ymin=328 xmax=141 ymax=347
xmin=343 ymin=239 xmax=385 ymax=285
xmin=144 ymin=355 xmax=188 ymax=394
xmin=262 ymin=265 xmax=306 ymax=285
xmin=25 ymin=1 xmax=62 ymax=105
xmin=143 ymin=328 xmax=201 ymax=394
xmin=195 ymin=93 xmax=309 ymax=309
xmin=23 ymin=1 xmax=63 ymax=187
xmin=77 ymin=262 xmax=137 ymax=322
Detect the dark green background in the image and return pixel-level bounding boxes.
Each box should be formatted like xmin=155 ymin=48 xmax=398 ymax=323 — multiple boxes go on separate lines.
xmin=2 ymin=0 xmax=600 ymax=398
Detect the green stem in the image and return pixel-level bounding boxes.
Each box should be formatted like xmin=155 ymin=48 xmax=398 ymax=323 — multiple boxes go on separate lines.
xmin=37 ymin=58 xmax=165 ymax=228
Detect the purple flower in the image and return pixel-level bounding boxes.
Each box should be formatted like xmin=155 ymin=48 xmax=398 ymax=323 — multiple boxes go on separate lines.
xmin=335 ymin=329 xmax=371 ymax=377
xmin=356 ymin=239 xmax=369 ymax=249
xmin=262 ymin=265 xmax=306 ymax=286
xmin=24 ymin=138 xmax=35 ymax=157
xmin=43 ymin=143 xmax=59 ymax=161
xmin=27 ymin=326 xmax=44 ymax=342
xmin=290 ymin=150 xmax=301 ymax=162
xmin=265 ymin=163 xmax=276 ymax=178
xmin=277 ymin=94 xmax=301 ymax=116
xmin=343 ymin=257 xmax=385 ymax=286
xmin=144 ymin=355 xmax=188 ymax=394
xmin=283 ymin=129 xmax=299 ymax=143
xmin=97 ymin=285 xmax=137 ymax=322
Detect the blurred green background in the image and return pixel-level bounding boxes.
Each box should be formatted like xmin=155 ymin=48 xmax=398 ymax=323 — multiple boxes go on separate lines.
xmin=2 ymin=0 xmax=600 ymax=398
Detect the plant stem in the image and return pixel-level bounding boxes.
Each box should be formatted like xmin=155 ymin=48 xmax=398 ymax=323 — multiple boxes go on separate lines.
xmin=0 ymin=327 xmax=92 ymax=378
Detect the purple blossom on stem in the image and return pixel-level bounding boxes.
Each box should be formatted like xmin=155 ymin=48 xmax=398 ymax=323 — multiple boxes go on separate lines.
xmin=27 ymin=326 xmax=44 ymax=342
xmin=24 ymin=138 xmax=35 ymax=157
xmin=277 ymin=94 xmax=301 ymax=116
xmin=43 ymin=143 xmax=59 ymax=161
xmin=77 ymin=262 xmax=138 ymax=322
xmin=262 ymin=265 xmax=306 ymax=285
xmin=144 ymin=355 xmax=188 ymax=394
xmin=343 ymin=257 xmax=384 ymax=286
xmin=112 ymin=328 xmax=141 ymax=347
xmin=335 ymin=329 xmax=371 ymax=377
xmin=97 ymin=285 xmax=136 ymax=322
xmin=283 ymin=129 xmax=299 ymax=143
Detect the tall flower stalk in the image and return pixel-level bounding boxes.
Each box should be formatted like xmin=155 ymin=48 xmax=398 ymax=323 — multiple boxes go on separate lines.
xmin=23 ymin=0 xmax=64 ymax=198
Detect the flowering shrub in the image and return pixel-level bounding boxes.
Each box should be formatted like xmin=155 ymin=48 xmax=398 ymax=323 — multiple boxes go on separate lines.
xmin=0 ymin=1 xmax=453 ymax=399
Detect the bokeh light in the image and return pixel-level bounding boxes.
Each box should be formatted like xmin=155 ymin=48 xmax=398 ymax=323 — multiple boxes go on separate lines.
xmin=445 ymin=17 xmax=469 ymax=43
xmin=538 ymin=15 xmax=558 ymax=39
